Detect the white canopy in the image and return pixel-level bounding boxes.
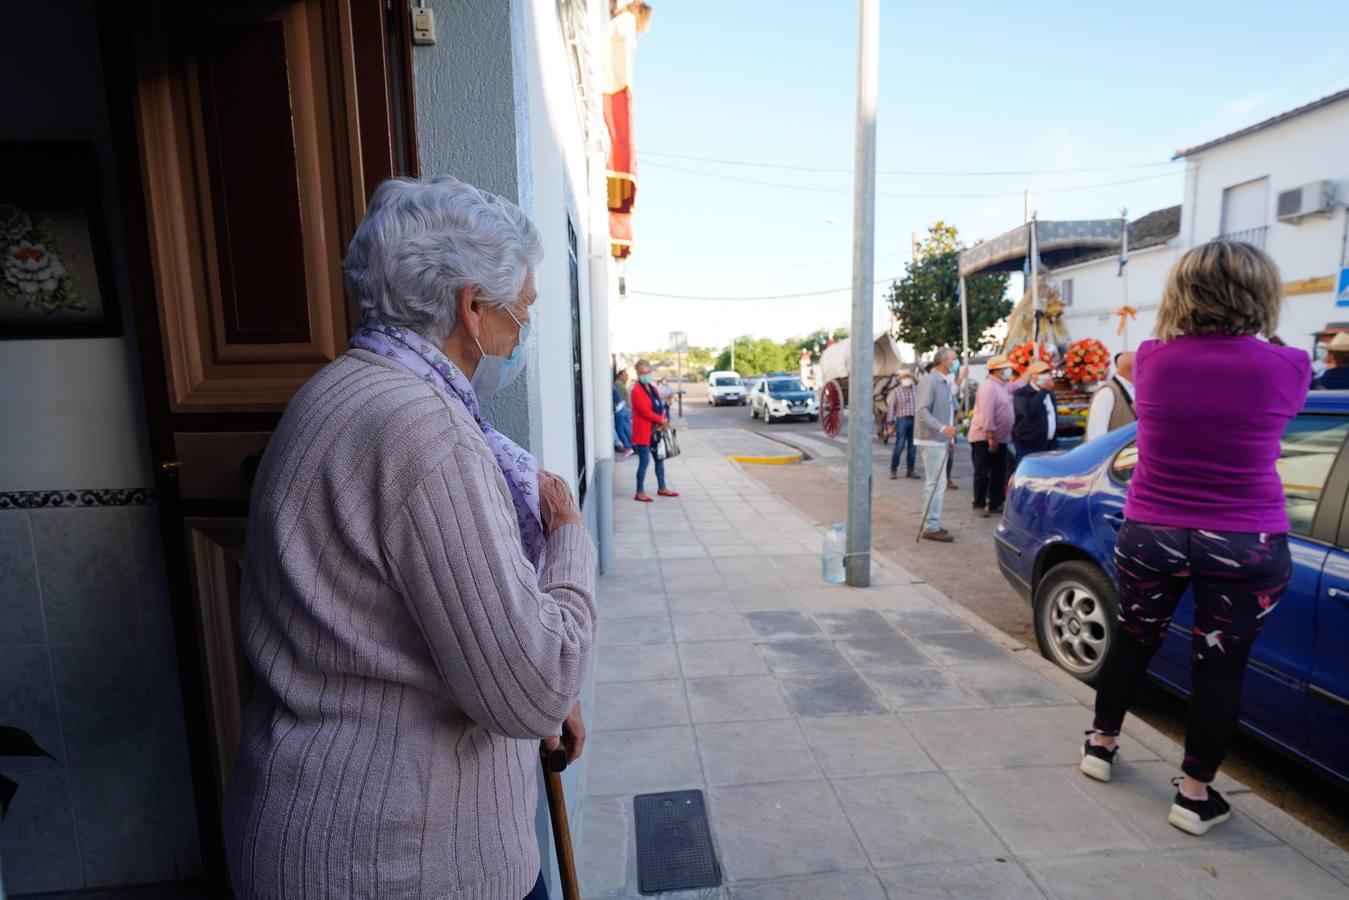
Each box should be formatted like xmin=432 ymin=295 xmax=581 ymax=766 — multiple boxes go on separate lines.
xmin=817 ymin=332 xmax=905 ymax=383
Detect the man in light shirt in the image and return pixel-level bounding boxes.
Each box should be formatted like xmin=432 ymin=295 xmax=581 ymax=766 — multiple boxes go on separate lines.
xmin=915 ymin=348 xmax=960 ymax=542
xmin=1085 ymin=352 xmax=1136 ymax=442
xmin=968 ymin=355 xmax=1015 ymax=516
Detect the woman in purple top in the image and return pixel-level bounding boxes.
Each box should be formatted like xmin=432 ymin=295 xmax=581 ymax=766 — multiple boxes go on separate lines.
xmin=1078 ymin=241 xmax=1310 ymax=836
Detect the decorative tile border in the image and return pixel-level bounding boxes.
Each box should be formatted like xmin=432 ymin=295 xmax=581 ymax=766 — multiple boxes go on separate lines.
xmin=0 ymin=488 xmax=156 ymax=510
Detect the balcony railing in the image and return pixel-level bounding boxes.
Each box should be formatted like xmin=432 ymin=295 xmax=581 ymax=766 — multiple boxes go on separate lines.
xmin=1218 ymin=226 xmax=1268 ymax=249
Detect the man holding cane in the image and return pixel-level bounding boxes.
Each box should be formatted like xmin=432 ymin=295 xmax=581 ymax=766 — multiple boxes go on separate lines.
xmin=915 ymin=347 xmax=959 ymax=543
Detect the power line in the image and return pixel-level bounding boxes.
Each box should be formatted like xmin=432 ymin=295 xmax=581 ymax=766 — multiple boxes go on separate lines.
xmin=641 ymin=149 xmax=1181 ymax=177
xmin=630 ymin=277 xmax=902 ymax=302
xmin=641 ymin=159 xmax=1182 ymax=199
xmin=637 ymin=249 xmax=908 ymax=273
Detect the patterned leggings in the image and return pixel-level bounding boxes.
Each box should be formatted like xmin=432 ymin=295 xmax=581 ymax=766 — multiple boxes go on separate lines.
xmin=1093 ymin=520 xmax=1292 ymax=782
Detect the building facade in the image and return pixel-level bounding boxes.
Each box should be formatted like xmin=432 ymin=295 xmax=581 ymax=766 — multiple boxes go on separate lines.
xmin=0 ymin=1 xmax=620 ymax=895
xmin=1058 ymin=89 xmax=1349 ymax=354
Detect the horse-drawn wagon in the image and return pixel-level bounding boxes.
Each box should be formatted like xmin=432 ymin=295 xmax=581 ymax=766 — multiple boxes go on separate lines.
xmin=817 ymin=333 xmax=907 ymax=439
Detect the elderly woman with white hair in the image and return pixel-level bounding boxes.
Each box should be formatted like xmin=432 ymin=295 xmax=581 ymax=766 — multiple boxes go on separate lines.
xmin=222 ymin=176 xmax=597 ymax=900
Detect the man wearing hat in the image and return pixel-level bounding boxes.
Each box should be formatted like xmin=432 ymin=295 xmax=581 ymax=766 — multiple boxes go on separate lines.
xmin=1312 ymin=332 xmax=1349 ymax=390
xmin=968 ymin=355 xmax=1016 ymax=516
xmin=1012 ymin=360 xmax=1059 ymax=457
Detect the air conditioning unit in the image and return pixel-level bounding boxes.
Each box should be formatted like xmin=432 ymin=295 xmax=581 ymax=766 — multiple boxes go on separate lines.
xmin=1276 ymin=180 xmax=1337 ymax=223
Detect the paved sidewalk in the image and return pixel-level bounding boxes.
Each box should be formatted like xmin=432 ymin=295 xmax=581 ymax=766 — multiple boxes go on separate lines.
xmin=577 ymin=426 xmax=1349 ymax=899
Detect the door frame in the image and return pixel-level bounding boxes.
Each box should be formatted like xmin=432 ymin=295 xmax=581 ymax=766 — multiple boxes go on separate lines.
xmin=97 ymin=2 xmax=418 ymax=890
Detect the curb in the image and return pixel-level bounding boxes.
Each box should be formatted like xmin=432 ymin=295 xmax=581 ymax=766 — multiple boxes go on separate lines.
xmin=727 ymin=452 xmax=802 ymax=465
xmin=749 ymin=430 xmax=816 ymax=462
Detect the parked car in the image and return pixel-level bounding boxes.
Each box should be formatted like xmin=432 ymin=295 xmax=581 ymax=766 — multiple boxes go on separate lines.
xmin=994 ymin=392 xmax=1349 ymax=786
xmin=750 ymin=375 xmax=818 ymax=423
xmin=706 ymin=370 xmax=747 ymax=406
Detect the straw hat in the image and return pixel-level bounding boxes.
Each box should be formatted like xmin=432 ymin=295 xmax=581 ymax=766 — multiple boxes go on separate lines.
xmin=1026 ymin=360 xmax=1052 ymax=377
xmin=987 ymin=355 xmax=1013 ymax=371
xmin=1328 ymin=333 xmax=1349 ymax=352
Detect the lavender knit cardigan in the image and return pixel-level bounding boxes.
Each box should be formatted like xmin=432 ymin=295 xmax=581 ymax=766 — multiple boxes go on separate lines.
xmin=222 ymin=349 xmax=598 ymax=900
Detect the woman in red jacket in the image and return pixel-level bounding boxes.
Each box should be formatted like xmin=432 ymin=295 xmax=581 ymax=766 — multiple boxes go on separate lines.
xmin=629 ymin=359 xmax=679 ymax=502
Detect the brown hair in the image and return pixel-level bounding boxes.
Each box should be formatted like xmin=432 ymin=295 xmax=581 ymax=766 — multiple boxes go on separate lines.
xmin=1154 ymin=240 xmax=1283 ymax=341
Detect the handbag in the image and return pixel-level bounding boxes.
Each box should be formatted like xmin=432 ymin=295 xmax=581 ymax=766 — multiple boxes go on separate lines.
xmin=655 ymin=426 xmax=680 ymax=460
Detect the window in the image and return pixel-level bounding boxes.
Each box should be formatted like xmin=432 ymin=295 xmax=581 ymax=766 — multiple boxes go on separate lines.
xmin=568 ymin=218 xmax=587 ymax=506
xmin=1219 ymin=177 xmax=1270 ymax=247
xmin=712 ymin=375 xmax=741 ymax=387
xmin=1108 ymin=414 xmax=1349 ymax=535
xmin=767 ymin=378 xmax=807 ymax=394
xmin=1060 ymin=278 xmax=1073 ymax=307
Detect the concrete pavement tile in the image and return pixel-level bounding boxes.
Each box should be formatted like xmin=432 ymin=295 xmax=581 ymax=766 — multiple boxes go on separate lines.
xmin=868 ymin=669 xmax=983 ymax=712
xmin=729 ymin=871 xmax=888 ymax=900
xmin=1025 ymin=852 xmax=1208 ymax=900
xmin=575 ymin=795 xmax=630 ymax=896
xmin=730 ymin=586 xmax=805 ymax=612
xmin=695 ymin=719 xmax=822 ymax=787
xmin=835 ymin=632 xmax=932 ymax=671
xmin=600 ymin=591 xmax=670 ymax=620
xmin=876 ymin=861 xmax=1045 ymax=899
xmin=913 ymin=630 xmax=1011 ymax=665
xmin=757 ymin=638 xmax=852 ymax=673
xmin=599 ymin=616 xmax=673 ymax=646
xmin=902 ymin=709 xmax=1054 ymax=770
xmin=799 ymin=715 xmax=935 ymax=779
xmin=585 ymin=726 xmax=703 ymax=797
xmin=778 ymin=671 xmax=888 ymax=717
xmin=674 ymin=612 xmax=754 ymax=643
xmin=614 ymin=544 xmax=657 ymax=560
xmin=813 ymin=608 xmax=893 ymax=637
xmin=743 ymin=610 xmax=822 ymax=640
xmin=717 ymin=562 xmax=786 ymax=589
xmin=661 ymin=556 xmax=720 ymax=577
xmin=1074 ymin=760 xmax=1277 ymax=851
xmin=597 ymin=644 xmax=682 ymax=683
xmin=1175 ymin=845 xmax=1349 ymax=898
xmin=708 ymin=781 xmax=869 ymax=881
xmin=678 ymin=641 xmax=769 ymax=678
xmin=667 ymin=589 xmax=737 ymax=615
xmin=658 ymin=544 xmax=710 ymax=560
xmin=884 ymin=607 xmax=973 ymax=636
xmin=602 ymin=558 xmax=661 ymax=578
xmin=951 ymin=767 xmax=1147 ymax=857
xmin=686 ymin=675 xmax=791 ymax=723
xmin=592 ymin=679 xmax=688 ymax=731
xmin=832 ymin=772 xmax=1007 ymax=868
xmin=1009 ymin=705 xmax=1155 ymax=768
xmin=661 ymin=569 xmax=727 ymax=594
xmin=948 ymin=663 xmax=1078 ymax=708
xmin=706 ymin=543 xmax=764 ymax=559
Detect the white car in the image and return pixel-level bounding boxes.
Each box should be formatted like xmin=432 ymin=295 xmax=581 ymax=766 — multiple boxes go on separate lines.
xmin=706 ymin=371 xmax=747 ymax=406
xmin=749 ymin=375 xmax=818 ymax=423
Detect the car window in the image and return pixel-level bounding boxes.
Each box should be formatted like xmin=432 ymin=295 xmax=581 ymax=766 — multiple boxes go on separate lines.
xmin=1109 ymin=414 xmax=1349 ymax=536
xmin=713 ymin=376 xmax=740 ymax=387
xmin=768 ymin=378 xmax=806 ymax=394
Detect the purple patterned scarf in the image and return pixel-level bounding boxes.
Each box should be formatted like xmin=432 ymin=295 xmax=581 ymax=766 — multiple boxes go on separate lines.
xmin=350 ymin=317 xmax=546 ymax=566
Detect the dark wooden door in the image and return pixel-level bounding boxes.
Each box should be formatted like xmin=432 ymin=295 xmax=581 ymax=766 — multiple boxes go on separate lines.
xmin=98 ymin=1 xmax=416 ymax=891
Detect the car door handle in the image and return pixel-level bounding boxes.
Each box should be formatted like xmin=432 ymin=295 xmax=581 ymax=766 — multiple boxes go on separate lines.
xmin=1329 ymin=587 xmax=1349 ymax=600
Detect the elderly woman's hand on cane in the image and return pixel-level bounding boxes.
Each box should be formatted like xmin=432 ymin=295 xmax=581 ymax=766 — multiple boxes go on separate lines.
xmin=537 ymin=470 xmax=588 ymax=765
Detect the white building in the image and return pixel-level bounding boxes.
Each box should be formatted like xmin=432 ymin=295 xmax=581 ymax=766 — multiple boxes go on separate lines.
xmin=1060 ymin=87 xmax=1349 ymax=354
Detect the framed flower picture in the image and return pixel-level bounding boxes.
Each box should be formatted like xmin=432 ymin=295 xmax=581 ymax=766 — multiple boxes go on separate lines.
xmin=0 ymin=141 xmax=121 ymax=339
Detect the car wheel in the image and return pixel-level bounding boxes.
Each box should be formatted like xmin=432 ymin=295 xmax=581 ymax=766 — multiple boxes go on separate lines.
xmin=809 ymin=414 xmax=819 ymax=422
xmin=763 ymin=408 xmax=774 ymax=425
xmin=1034 ymin=560 xmax=1117 ymax=685
xmin=751 ymin=404 xmax=758 ymax=420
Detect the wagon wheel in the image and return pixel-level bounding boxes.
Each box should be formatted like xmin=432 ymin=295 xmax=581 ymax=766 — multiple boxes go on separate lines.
xmin=821 ymin=380 xmax=844 ymax=438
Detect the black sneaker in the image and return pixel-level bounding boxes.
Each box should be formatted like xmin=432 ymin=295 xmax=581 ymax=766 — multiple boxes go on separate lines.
xmin=1168 ymin=778 xmax=1231 ymax=836
xmin=1079 ymin=732 xmax=1118 ymax=783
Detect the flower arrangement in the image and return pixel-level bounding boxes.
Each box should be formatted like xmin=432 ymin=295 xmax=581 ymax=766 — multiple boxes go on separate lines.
xmin=1064 ymin=338 xmax=1111 ymax=385
xmin=0 ymin=201 xmax=83 ymax=316
xmin=1007 ymin=341 xmax=1054 ymax=375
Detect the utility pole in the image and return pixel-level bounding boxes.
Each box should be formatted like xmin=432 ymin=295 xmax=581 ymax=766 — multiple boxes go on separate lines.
xmin=730 ymin=338 xmax=736 ymax=372
xmin=670 ymin=330 xmax=686 ymax=419
xmin=844 ymin=0 xmax=878 ymax=588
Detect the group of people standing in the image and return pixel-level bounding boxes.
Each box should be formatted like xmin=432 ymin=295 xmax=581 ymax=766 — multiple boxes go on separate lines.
xmin=888 ymin=344 xmax=1137 ymax=543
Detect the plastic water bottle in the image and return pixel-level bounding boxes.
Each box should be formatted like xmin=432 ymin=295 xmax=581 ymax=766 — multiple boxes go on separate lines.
xmin=821 ymin=523 xmax=846 ymax=584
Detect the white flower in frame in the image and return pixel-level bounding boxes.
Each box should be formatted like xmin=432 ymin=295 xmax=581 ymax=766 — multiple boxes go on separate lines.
xmin=0 ymin=203 xmax=32 ymax=243
xmin=4 ymin=240 xmax=67 ymax=295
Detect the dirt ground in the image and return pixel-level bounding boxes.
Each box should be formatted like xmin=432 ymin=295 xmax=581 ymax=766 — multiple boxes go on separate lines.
xmin=746 ymin=446 xmax=1349 ymax=851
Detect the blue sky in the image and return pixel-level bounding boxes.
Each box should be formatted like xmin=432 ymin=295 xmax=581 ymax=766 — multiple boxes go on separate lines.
xmin=609 ymin=0 xmax=1348 ymax=353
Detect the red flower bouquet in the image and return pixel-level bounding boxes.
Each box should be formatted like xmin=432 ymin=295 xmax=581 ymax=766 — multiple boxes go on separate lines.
xmin=1064 ymin=338 xmax=1111 ymax=384
xmin=1007 ymin=341 xmax=1054 ymax=376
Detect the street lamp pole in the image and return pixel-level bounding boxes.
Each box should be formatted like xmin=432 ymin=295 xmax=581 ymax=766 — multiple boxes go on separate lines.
xmin=844 ymin=0 xmax=878 ymax=588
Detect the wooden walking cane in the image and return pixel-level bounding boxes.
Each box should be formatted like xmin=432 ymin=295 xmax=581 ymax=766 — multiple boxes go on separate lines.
xmin=916 ymin=438 xmax=955 ymax=543
xmin=540 ymin=745 xmax=581 ymax=900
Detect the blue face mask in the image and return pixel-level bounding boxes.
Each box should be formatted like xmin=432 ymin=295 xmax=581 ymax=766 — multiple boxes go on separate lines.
xmin=950 ymin=360 xmax=961 ymax=375
xmin=471 ymin=307 xmax=531 ymax=400
xmin=1000 ymin=368 xmax=1013 ymax=381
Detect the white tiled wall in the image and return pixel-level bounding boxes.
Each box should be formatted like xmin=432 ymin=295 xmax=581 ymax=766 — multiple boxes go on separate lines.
xmin=0 ymin=503 xmax=199 ymax=895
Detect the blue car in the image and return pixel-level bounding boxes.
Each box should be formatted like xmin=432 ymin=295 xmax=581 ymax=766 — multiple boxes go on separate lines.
xmin=995 ymin=392 xmax=1349 ymax=787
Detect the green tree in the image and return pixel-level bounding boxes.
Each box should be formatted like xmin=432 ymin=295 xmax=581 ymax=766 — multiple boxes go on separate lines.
xmin=790 ymin=327 xmax=849 ymax=361
xmin=886 ymin=222 xmax=1010 ymax=355
xmin=713 ymin=335 xmax=796 ymax=376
